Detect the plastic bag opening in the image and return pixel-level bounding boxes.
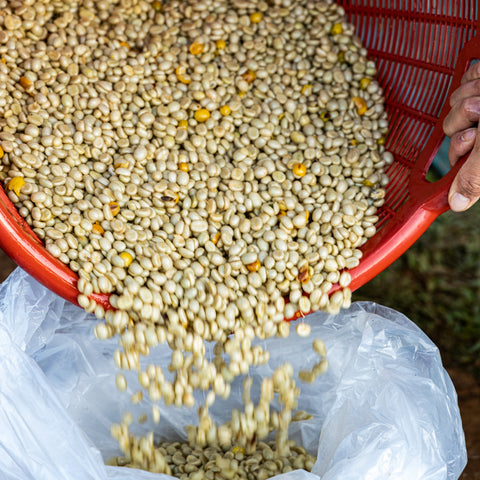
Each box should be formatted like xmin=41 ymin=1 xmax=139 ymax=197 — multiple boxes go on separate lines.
xmin=0 ymin=269 xmax=467 ymax=480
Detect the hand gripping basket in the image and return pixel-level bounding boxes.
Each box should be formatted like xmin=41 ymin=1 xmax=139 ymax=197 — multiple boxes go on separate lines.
xmin=330 ymin=0 xmax=480 ymax=295
xmin=0 ymin=1 xmax=479 ymax=310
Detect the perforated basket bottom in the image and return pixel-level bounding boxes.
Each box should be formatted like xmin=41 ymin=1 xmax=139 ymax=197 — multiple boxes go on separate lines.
xmin=338 ymin=1 xmax=479 ymax=227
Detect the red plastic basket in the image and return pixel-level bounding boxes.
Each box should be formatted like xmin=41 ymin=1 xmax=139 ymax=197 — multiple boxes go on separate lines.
xmin=0 ymin=1 xmax=479 ymax=310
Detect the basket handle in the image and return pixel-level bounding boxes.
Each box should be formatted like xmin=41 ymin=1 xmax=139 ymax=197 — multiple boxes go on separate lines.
xmin=409 ymin=34 xmax=480 ymax=214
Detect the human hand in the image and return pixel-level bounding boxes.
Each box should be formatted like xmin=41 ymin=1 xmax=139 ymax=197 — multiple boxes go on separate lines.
xmin=443 ymin=62 xmax=480 ymax=211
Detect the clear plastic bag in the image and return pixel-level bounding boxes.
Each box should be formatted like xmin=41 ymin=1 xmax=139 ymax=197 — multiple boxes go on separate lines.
xmin=0 ymin=269 xmax=467 ymax=480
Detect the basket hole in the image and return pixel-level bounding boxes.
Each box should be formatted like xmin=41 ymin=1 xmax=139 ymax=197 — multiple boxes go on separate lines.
xmin=466 ymin=58 xmax=479 ymax=74
xmin=429 ymin=137 xmax=451 ymax=181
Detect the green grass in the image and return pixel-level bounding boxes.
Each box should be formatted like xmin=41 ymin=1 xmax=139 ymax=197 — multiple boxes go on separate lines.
xmin=354 ymin=205 xmax=480 ymax=377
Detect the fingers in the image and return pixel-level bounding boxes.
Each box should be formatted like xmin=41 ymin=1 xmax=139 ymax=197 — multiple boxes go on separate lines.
xmin=449 ymin=124 xmax=480 ymax=212
xmin=444 ymin=63 xmax=480 ymax=211
xmin=450 ymin=79 xmax=480 ymax=107
xmin=461 ymin=61 xmax=480 ymax=85
xmin=444 ymin=63 xmax=480 ymax=138
xmin=448 ymin=128 xmax=477 ymax=167
xmin=443 ymin=96 xmax=480 ymax=137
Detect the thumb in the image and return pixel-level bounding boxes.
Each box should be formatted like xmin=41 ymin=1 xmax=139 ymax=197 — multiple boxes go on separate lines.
xmin=449 ymin=126 xmax=480 ymax=211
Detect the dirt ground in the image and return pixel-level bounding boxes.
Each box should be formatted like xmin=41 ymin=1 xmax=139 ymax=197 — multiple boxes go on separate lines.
xmin=0 ymin=249 xmax=478 ymax=478
xmin=448 ymin=367 xmax=480 ymax=480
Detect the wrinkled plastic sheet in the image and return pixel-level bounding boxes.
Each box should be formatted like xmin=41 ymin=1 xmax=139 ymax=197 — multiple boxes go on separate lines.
xmin=0 ymin=268 xmax=467 ymax=480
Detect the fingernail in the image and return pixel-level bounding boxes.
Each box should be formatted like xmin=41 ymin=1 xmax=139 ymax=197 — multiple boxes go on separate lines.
xmin=450 ymin=192 xmax=470 ymax=212
xmin=461 ymin=129 xmax=476 ymax=142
